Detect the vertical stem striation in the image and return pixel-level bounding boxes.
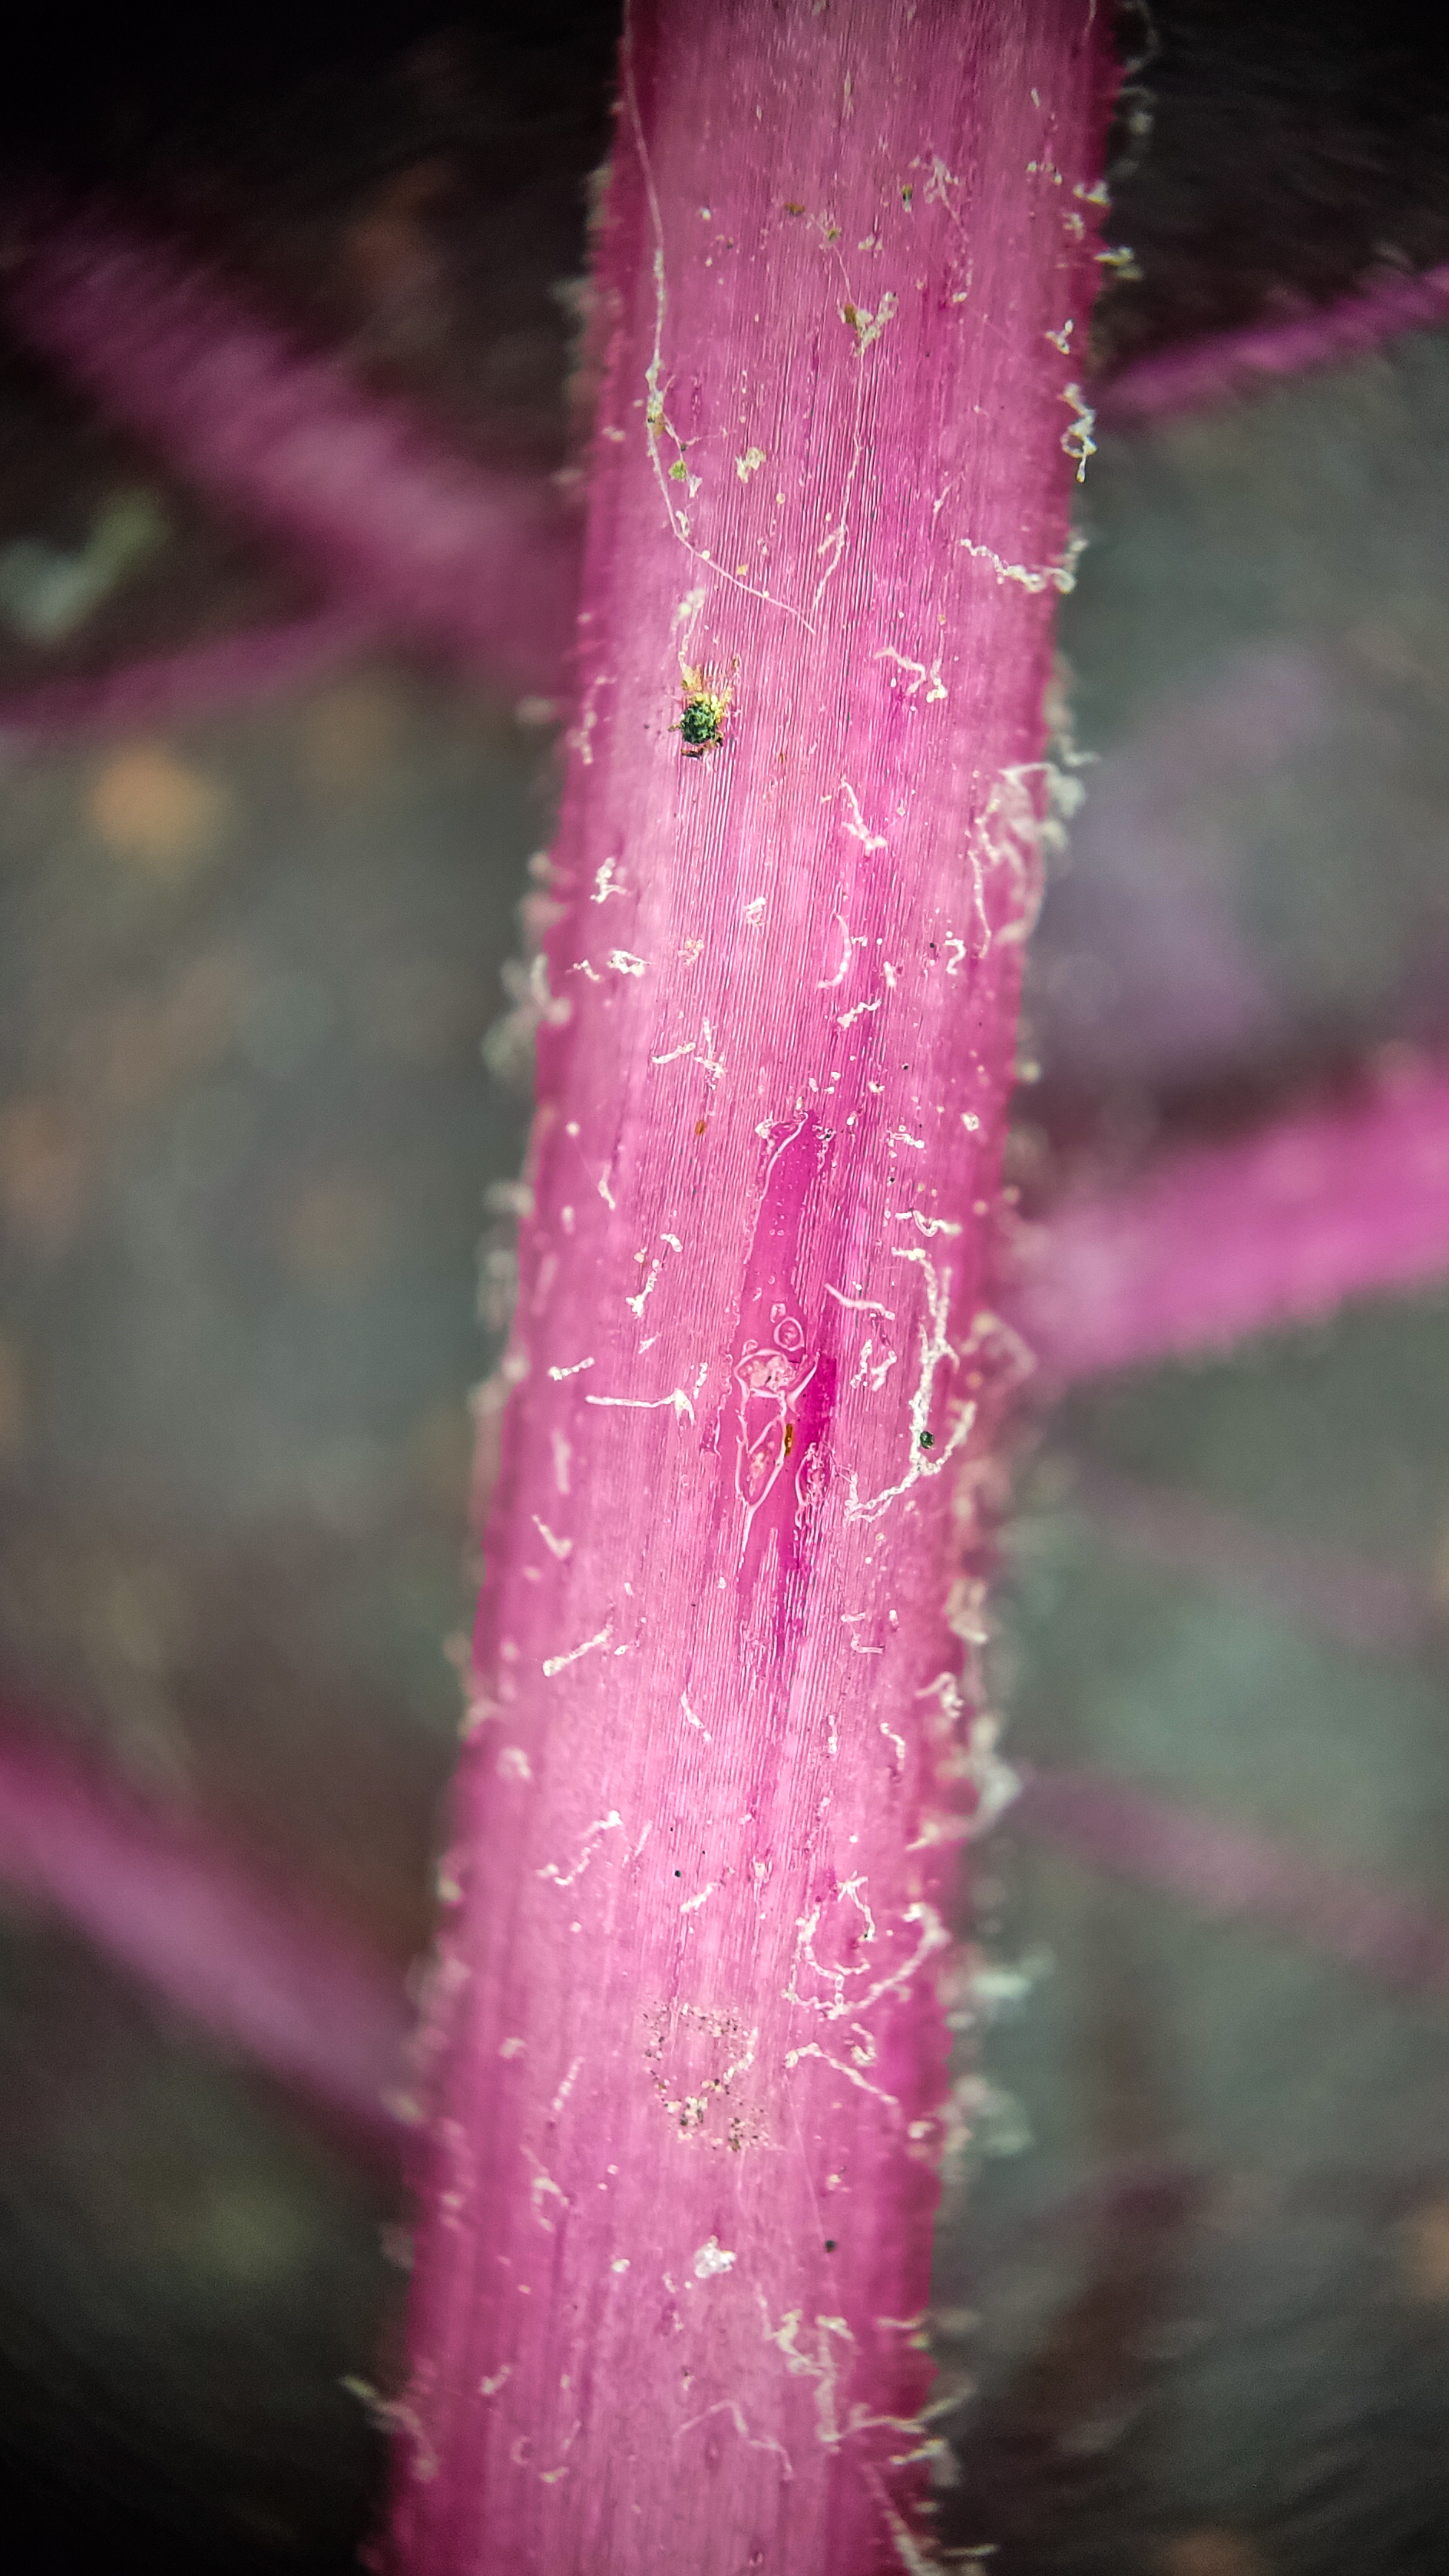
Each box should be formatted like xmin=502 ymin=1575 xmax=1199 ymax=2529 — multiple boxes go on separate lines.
xmin=392 ymin=7 xmax=1112 ymax=2569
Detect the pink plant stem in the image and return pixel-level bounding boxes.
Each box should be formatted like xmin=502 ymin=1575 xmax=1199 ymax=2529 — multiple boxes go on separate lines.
xmin=0 ymin=198 xmax=579 ymax=699
xmin=1100 ymin=258 xmax=1449 ymax=428
xmin=1016 ymin=1764 xmax=1449 ymax=1998
xmin=0 ymin=600 xmax=380 ymax=744
xmin=0 ymin=1714 xmax=408 ymax=2144
xmin=386 ymin=7 xmax=1112 ymax=2571
xmin=1012 ymin=1053 xmax=1449 ymax=1381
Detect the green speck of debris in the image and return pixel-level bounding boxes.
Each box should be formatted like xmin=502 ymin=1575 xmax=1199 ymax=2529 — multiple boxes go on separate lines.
xmin=679 ymin=696 xmax=723 ymax=751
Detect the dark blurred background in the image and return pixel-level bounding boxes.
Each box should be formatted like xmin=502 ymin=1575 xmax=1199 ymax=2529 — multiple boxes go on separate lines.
xmin=3 ymin=5 xmax=1449 ymax=2571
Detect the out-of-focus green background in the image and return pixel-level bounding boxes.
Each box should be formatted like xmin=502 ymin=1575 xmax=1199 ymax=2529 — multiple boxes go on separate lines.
xmin=3 ymin=7 xmax=1449 ymax=2571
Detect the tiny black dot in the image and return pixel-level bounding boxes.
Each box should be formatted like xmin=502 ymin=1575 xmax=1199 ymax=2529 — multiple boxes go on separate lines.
xmin=674 ymin=1870 xmax=682 ymax=1877
xmin=824 ymin=2239 xmax=837 ymax=2252
xmin=919 ymin=1430 xmax=935 ymax=1449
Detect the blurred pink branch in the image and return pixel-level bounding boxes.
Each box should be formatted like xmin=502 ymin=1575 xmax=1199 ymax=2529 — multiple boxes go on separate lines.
xmin=0 ymin=1715 xmax=407 ymax=2144
xmin=1100 ymin=259 xmax=1449 ymax=428
xmin=1032 ymin=643 xmax=1331 ymax=1092
xmin=0 ymin=599 xmax=381 ymax=743
xmin=1016 ymin=1764 xmax=1449 ymax=1998
xmin=1061 ymin=1458 xmax=1430 ymax=1658
xmin=0 ymin=197 xmax=580 ymax=698
xmin=1013 ymin=1053 xmax=1449 ymax=1379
